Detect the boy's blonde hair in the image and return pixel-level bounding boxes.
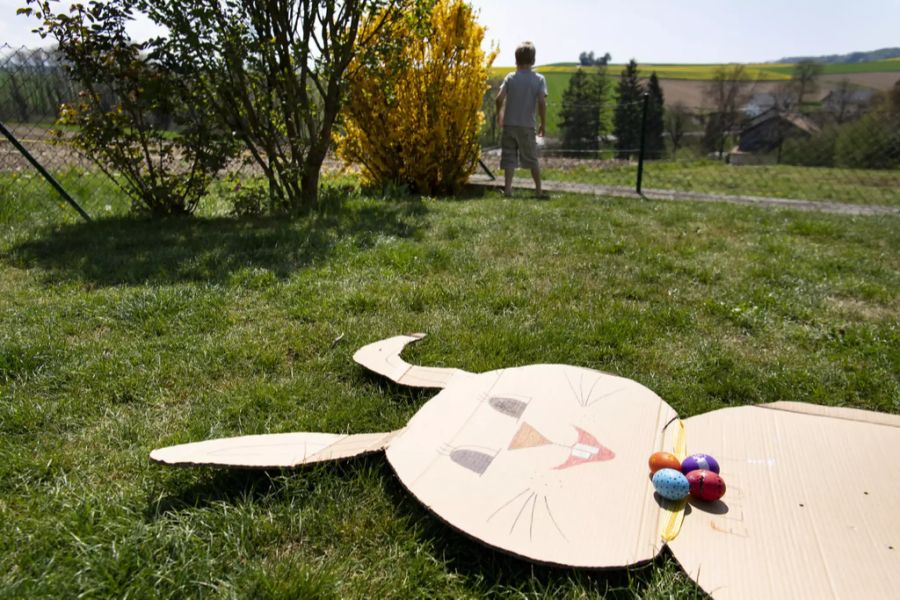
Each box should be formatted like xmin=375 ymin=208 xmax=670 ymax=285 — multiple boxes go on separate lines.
xmin=515 ymin=41 xmax=536 ymax=67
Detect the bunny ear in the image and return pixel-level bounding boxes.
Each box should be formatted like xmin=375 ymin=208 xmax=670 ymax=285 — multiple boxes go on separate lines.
xmin=669 ymin=403 xmax=900 ymax=599
xmin=150 ymin=431 xmax=402 ymax=469
xmin=353 ymin=333 xmax=468 ymax=388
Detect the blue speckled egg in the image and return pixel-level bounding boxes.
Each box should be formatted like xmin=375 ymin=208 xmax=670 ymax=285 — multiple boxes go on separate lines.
xmin=681 ymin=453 xmax=720 ymax=474
xmin=652 ymin=468 xmax=690 ymax=501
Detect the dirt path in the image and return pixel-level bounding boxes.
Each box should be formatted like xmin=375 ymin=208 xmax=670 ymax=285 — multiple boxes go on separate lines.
xmin=468 ymin=174 xmax=900 ymax=217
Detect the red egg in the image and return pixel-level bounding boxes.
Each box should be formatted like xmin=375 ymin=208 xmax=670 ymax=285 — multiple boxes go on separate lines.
xmin=686 ymin=469 xmax=726 ymax=502
xmin=649 ymin=451 xmax=681 ymax=474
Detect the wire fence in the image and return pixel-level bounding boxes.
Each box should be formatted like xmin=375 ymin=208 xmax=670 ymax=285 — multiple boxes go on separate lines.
xmin=3 ymin=43 xmax=899 ymax=224
xmin=0 ymin=45 xmax=126 ymax=222
xmin=482 ymin=92 xmax=900 ymax=206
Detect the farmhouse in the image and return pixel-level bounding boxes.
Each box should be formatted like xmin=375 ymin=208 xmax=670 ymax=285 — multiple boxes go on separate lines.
xmin=736 ymin=108 xmax=820 ymax=154
xmin=822 ymin=88 xmax=875 ymax=121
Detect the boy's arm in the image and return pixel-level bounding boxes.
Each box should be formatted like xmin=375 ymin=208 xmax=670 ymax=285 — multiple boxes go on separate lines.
xmin=537 ymin=94 xmax=546 ymax=137
xmin=495 ymin=88 xmax=506 ymax=129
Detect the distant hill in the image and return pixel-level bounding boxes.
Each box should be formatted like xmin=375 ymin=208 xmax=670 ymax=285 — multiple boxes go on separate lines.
xmin=775 ymin=48 xmax=900 ymax=64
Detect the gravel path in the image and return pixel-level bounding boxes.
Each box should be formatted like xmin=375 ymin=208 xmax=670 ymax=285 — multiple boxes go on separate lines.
xmin=468 ymin=174 xmax=900 ymax=217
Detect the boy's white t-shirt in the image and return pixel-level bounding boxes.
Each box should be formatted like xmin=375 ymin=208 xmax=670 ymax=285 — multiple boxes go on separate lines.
xmin=500 ymin=69 xmax=548 ymax=129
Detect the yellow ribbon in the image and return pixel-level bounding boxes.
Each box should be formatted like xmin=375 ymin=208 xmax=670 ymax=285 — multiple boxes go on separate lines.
xmin=658 ymin=419 xmax=687 ymax=542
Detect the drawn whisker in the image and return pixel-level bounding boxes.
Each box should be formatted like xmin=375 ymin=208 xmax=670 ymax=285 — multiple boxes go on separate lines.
xmin=543 ymin=495 xmax=568 ymax=541
xmin=487 ymin=487 xmax=532 ymax=522
xmin=528 ymin=493 xmax=538 ymax=541
xmin=579 ymin=372 xmax=586 ymax=406
xmin=584 ymin=374 xmax=604 ymax=408
xmin=510 ymin=491 xmax=537 ymax=535
xmin=585 ymin=386 xmax=628 ymax=407
xmin=564 ymin=372 xmax=583 ymax=407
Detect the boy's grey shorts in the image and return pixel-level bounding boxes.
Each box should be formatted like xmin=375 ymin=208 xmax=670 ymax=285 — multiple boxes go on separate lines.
xmin=500 ymin=126 xmax=540 ymax=170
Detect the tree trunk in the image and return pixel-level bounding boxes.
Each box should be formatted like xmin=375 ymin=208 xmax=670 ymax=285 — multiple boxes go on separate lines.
xmin=300 ymin=161 xmax=321 ymax=210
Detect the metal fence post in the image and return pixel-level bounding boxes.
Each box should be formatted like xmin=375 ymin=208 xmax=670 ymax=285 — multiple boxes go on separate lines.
xmin=636 ymin=92 xmax=649 ymax=195
xmin=0 ymin=120 xmax=91 ymax=222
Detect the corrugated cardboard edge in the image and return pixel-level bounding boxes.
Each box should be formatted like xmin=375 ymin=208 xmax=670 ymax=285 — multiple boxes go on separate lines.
xmin=353 ymin=333 xmax=467 ymax=388
xmin=150 ymin=430 xmax=403 ymax=469
xmin=669 ymin=404 xmax=900 ymax=599
xmin=760 ymin=401 xmax=900 ymax=427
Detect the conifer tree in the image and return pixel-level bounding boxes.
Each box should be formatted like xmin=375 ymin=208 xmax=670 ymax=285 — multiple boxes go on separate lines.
xmin=613 ymin=59 xmax=644 ymax=158
xmin=559 ymin=68 xmax=600 ymax=155
xmin=645 ymin=72 xmax=666 ymax=158
xmin=594 ymin=63 xmax=614 ymax=144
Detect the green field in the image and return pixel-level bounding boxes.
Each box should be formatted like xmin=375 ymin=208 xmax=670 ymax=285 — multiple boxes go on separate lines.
xmin=2 ymin=178 xmax=898 ymax=597
xmin=488 ymin=58 xmax=900 ymax=138
xmin=491 ymin=58 xmax=900 ymax=81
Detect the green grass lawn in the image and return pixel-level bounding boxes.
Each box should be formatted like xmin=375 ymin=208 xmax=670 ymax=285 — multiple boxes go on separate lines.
xmin=540 ymin=160 xmax=900 ymax=206
xmin=2 ymin=185 xmax=898 ymax=597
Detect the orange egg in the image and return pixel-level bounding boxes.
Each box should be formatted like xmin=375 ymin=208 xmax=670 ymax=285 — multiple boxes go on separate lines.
xmin=649 ymin=451 xmax=681 ymax=474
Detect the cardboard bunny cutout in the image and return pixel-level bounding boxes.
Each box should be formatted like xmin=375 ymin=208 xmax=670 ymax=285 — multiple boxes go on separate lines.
xmin=152 ymin=334 xmax=900 ymax=599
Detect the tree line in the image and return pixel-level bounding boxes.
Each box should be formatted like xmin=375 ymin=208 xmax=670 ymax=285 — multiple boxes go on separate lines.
xmin=557 ymin=59 xmax=665 ymax=159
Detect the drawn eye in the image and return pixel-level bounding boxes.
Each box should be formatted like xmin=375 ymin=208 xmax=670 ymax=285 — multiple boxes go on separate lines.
xmin=450 ymin=448 xmax=497 ymax=475
xmin=489 ymin=396 xmax=529 ymax=419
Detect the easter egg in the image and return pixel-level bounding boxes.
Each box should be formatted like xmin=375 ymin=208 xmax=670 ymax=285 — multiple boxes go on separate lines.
xmin=652 ymin=468 xmax=690 ymax=501
xmin=681 ymin=453 xmax=720 ymax=474
xmin=686 ymin=469 xmax=726 ymax=502
xmin=648 ymin=451 xmax=681 ymax=474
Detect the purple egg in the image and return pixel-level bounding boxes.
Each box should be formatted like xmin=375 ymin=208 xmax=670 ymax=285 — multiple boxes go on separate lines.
xmin=652 ymin=468 xmax=690 ymax=501
xmin=681 ymin=453 xmax=720 ymax=474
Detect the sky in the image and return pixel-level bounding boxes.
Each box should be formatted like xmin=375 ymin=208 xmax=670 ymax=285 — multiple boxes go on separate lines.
xmin=3 ymin=0 xmax=898 ymax=65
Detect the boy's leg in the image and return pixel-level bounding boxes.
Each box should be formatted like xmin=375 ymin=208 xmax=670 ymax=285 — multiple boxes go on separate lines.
xmin=500 ymin=127 xmax=518 ymax=196
xmin=531 ymin=165 xmax=542 ymax=196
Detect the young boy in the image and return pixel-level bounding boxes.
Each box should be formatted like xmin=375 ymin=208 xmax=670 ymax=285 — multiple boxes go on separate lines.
xmin=495 ymin=41 xmax=548 ymax=198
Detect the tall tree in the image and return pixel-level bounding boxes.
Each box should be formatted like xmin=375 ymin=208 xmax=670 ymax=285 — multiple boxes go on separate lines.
xmin=594 ymin=62 xmax=613 ymax=140
xmin=613 ymin=59 xmax=643 ymax=158
xmin=142 ymin=0 xmax=406 ymax=212
xmin=578 ymin=51 xmax=610 ymax=66
xmin=703 ymin=64 xmax=752 ymax=156
xmin=830 ymin=79 xmax=855 ymax=123
xmin=665 ymin=102 xmax=691 ymax=158
xmin=559 ymin=68 xmax=600 ymax=154
xmin=644 ymin=72 xmax=665 ymax=158
xmin=792 ymin=59 xmax=824 ymax=107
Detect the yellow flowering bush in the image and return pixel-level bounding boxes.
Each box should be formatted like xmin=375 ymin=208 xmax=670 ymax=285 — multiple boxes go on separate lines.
xmin=337 ymin=0 xmax=497 ymax=195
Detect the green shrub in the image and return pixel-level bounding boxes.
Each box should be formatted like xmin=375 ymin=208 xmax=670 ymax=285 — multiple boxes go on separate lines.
xmin=336 ymin=0 xmax=497 ymax=195
xmin=22 ymin=0 xmax=236 ymax=216
xmin=781 ymin=127 xmax=838 ymax=167
xmin=835 ymin=112 xmax=900 ymax=170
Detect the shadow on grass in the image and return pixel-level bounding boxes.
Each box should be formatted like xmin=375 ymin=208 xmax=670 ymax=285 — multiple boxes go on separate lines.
xmin=147 ymin=454 xmax=697 ymax=597
xmin=5 ymin=200 xmax=428 ymax=287
xmin=380 ymin=464 xmax=695 ymax=598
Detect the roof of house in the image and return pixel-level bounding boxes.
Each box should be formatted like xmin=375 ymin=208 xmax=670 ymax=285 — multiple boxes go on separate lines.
xmin=822 ymin=89 xmax=875 ymax=104
xmin=742 ymin=108 xmax=821 ymax=136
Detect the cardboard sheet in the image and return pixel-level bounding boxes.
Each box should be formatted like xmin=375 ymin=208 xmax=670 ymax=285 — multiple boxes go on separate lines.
xmin=150 ymin=334 xmax=900 ymax=597
xmin=150 ymin=431 xmax=401 ymax=469
xmin=352 ymin=333 xmax=465 ymax=388
xmin=670 ymin=404 xmax=900 ymax=599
